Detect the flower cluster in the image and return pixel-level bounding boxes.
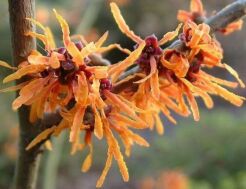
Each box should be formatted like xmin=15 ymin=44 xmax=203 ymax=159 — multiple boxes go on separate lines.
xmin=0 ymin=0 xmax=245 ymax=187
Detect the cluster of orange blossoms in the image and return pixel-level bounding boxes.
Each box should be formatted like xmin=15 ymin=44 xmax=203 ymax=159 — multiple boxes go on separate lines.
xmin=0 ymin=0 xmax=245 ymax=187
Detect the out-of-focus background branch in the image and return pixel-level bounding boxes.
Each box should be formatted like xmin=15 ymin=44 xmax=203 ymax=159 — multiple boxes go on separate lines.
xmin=0 ymin=0 xmax=246 ymax=189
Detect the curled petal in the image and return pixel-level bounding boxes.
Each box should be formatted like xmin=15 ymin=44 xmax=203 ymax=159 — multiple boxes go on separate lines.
xmin=134 ymin=56 xmax=157 ymax=83
xmin=81 ymin=136 xmax=93 ymax=172
xmin=211 ymin=82 xmax=245 ymax=107
xmin=159 ymin=23 xmax=182 ymax=45
xmin=109 ymin=42 xmax=145 ymax=81
xmin=81 ymin=42 xmax=97 ymax=59
xmin=181 ymin=78 xmax=214 ymax=109
xmin=96 ymin=152 xmax=113 ymax=188
xmin=177 ymin=10 xmax=192 ymax=22
xmin=154 ymin=113 xmax=164 ymax=135
xmin=49 ymin=52 xmax=61 ymax=69
xmin=190 ymin=0 xmax=204 ymax=13
xmin=150 ymin=70 xmax=160 ymax=100
xmin=86 ymin=66 xmax=108 ymax=79
xmin=198 ymin=71 xmax=238 ymax=88
xmin=221 ymin=19 xmax=243 ymax=35
xmin=97 ymin=44 xmax=131 ymax=55
xmin=66 ymin=42 xmax=84 ymax=66
xmin=3 ymin=64 xmax=46 ymax=83
xmin=0 ymin=61 xmax=17 ymax=70
xmin=53 ymin=9 xmax=71 ymax=46
xmin=110 ymin=2 xmax=143 ymax=43
xmin=184 ymin=85 xmax=200 ymax=121
xmin=25 ymin=126 xmax=57 ymax=150
xmin=69 ymin=106 xmax=85 ymax=142
xmin=95 ymin=31 xmax=108 ymax=48
xmin=222 ymin=63 xmax=245 ymax=88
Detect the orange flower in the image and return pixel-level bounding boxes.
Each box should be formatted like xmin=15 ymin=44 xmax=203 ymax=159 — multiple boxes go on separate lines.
xmin=160 ymin=21 xmax=245 ymax=121
xmin=0 ymin=10 xmax=120 ymax=123
xmin=1 ymin=9 xmax=149 ymax=188
xmin=177 ymin=0 xmax=244 ymax=35
xmin=25 ymin=76 xmax=149 ymax=187
xmin=177 ymin=0 xmax=205 ymax=23
xmin=109 ymin=3 xmax=187 ymax=132
xmin=219 ymin=19 xmax=244 ymax=35
xmin=157 ymin=171 xmax=189 ymax=189
xmin=110 ymin=3 xmax=244 ymax=125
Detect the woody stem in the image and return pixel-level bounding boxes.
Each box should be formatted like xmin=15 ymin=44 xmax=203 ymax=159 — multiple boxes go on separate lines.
xmin=8 ymin=0 xmax=42 ymax=189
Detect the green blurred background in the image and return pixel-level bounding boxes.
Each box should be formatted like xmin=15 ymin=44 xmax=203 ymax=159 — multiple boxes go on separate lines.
xmin=0 ymin=0 xmax=245 ymax=189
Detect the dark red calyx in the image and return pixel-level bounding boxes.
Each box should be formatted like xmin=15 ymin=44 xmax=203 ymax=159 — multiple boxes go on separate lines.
xmin=75 ymin=41 xmax=83 ymax=51
xmin=100 ymin=78 xmax=112 ymax=91
xmin=40 ymin=70 xmax=49 ymax=77
xmin=144 ymin=35 xmax=162 ymax=55
xmin=57 ymin=60 xmax=76 ymax=84
xmin=185 ymin=56 xmax=203 ymax=82
xmin=61 ymin=60 xmax=75 ymax=71
xmin=78 ymin=65 xmax=93 ymax=79
xmin=164 ymin=50 xmax=182 ymax=61
xmin=57 ymin=47 xmax=67 ymax=55
xmin=179 ymin=28 xmax=192 ymax=43
xmin=99 ymin=78 xmax=112 ymax=100
xmin=104 ymin=105 xmax=112 ymax=117
xmin=136 ymin=35 xmax=162 ymax=68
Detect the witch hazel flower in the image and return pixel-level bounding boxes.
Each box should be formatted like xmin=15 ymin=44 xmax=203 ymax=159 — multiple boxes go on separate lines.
xmin=0 ymin=9 xmax=150 ymax=187
xmin=177 ymin=0 xmax=243 ymax=35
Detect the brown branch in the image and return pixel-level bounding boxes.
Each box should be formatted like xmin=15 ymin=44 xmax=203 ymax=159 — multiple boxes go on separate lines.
xmin=207 ymin=0 xmax=246 ymax=32
xmin=113 ymin=0 xmax=246 ymax=93
xmin=8 ymin=1 xmax=42 ymax=189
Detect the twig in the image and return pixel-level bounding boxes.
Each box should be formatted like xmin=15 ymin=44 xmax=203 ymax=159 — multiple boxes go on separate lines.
xmin=207 ymin=0 xmax=246 ymax=32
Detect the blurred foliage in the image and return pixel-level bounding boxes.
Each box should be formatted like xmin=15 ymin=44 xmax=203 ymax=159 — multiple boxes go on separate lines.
xmin=129 ymin=109 xmax=246 ymax=189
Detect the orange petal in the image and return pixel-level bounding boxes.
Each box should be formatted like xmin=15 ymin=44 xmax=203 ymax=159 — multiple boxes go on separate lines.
xmin=96 ymin=44 xmax=131 ymax=55
xmin=211 ymin=82 xmax=244 ymax=107
xmin=74 ymin=73 xmax=89 ymax=105
xmin=134 ymin=56 xmax=157 ymax=83
xmin=198 ymin=71 xmax=238 ymax=88
xmin=109 ymin=41 xmax=145 ymax=81
xmin=177 ymin=10 xmax=192 ymax=22
xmin=150 ymin=70 xmax=160 ymax=100
xmin=49 ymin=52 xmax=61 ymax=69
xmin=3 ymin=64 xmax=46 ymax=83
xmin=81 ymin=143 xmax=93 ymax=172
xmin=26 ymin=31 xmax=48 ymax=47
xmin=66 ymin=42 xmax=84 ymax=66
xmin=25 ymin=126 xmax=57 ymax=150
xmin=159 ymin=23 xmax=182 ymax=45
xmin=110 ymin=2 xmax=143 ymax=43
xmin=0 ymin=81 xmax=29 ymax=93
xmin=96 ymin=152 xmax=113 ymax=188
xmin=154 ymin=113 xmax=164 ymax=135
xmin=221 ymin=19 xmax=243 ymax=35
xmin=92 ymin=102 xmax=104 ymax=139
xmin=190 ymin=0 xmax=204 ymax=13
xmin=69 ymin=106 xmax=85 ymax=142
xmin=81 ymin=42 xmax=97 ymax=58
xmin=53 ymin=9 xmax=71 ymax=46
xmin=0 ymin=61 xmax=17 ymax=70
xmin=86 ymin=66 xmax=108 ymax=79
xmin=222 ymin=63 xmax=245 ymax=88
xmin=184 ymin=85 xmax=200 ymax=121
xmin=95 ymin=31 xmax=108 ymax=48
xmin=181 ymin=78 xmax=214 ymax=109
